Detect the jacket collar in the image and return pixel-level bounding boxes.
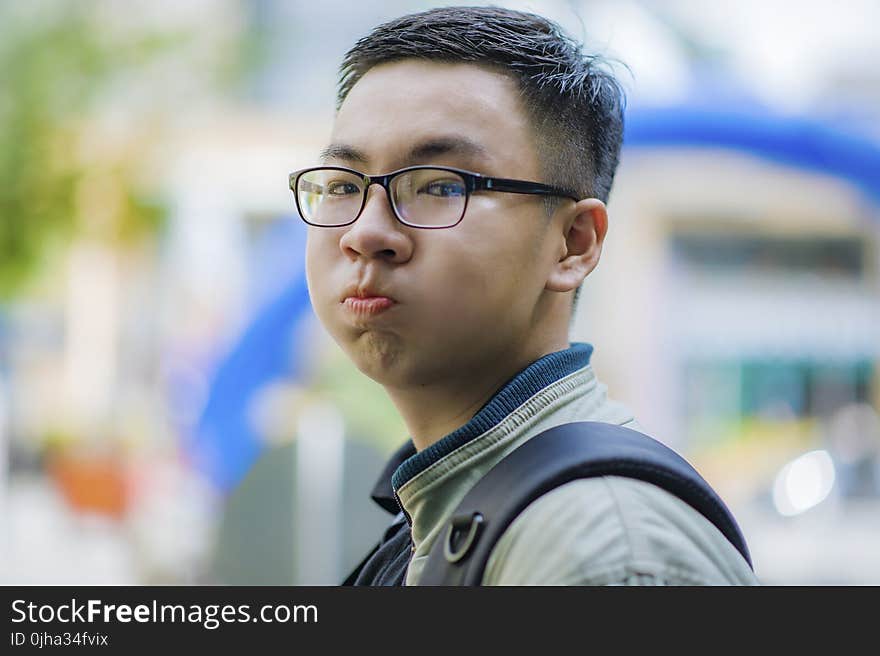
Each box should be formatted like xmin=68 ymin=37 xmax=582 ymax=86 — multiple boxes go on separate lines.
xmin=370 ymin=440 xmax=416 ymax=514
xmin=369 ymin=342 xmax=593 ymax=513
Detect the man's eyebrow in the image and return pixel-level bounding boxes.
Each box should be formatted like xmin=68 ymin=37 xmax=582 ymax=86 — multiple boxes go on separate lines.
xmin=319 ymin=136 xmax=490 ymax=168
xmin=320 ymin=143 xmax=368 ymax=164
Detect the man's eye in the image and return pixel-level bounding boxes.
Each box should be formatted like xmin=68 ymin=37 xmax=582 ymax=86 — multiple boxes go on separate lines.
xmin=326 ymin=181 xmax=361 ymax=196
xmin=420 ymin=180 xmax=466 ymax=197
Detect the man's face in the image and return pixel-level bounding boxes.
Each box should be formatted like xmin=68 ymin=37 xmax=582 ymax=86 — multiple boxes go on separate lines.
xmin=305 ymin=60 xmax=567 ymax=388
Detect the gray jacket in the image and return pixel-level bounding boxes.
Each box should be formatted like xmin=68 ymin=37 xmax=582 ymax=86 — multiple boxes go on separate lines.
xmin=386 ymin=343 xmax=758 ymax=585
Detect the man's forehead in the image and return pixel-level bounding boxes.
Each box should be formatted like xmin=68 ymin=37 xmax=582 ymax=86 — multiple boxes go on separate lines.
xmin=326 ymin=60 xmax=534 ymax=173
xmin=339 ymin=58 xmax=519 ymax=109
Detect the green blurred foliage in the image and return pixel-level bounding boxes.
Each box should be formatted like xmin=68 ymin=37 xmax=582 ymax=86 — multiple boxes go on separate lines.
xmin=0 ymin=3 xmax=178 ymax=299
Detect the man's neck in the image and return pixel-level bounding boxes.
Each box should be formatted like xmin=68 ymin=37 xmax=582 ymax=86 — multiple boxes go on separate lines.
xmin=385 ymin=339 xmax=570 ymax=452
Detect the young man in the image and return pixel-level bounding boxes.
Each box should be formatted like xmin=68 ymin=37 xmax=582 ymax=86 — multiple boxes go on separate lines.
xmin=295 ymin=6 xmax=758 ymax=585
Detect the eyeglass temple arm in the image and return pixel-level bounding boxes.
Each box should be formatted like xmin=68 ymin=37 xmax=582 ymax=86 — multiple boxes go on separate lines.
xmin=473 ymin=176 xmax=579 ymax=201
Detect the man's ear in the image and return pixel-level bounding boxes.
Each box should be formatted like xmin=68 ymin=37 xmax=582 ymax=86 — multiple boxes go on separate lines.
xmin=545 ymin=198 xmax=608 ymax=293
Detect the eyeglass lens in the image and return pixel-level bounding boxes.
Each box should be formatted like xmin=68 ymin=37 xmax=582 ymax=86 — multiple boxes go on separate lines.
xmin=297 ymin=168 xmax=467 ymax=227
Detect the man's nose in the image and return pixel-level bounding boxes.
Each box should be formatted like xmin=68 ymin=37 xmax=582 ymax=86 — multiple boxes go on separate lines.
xmin=338 ymin=185 xmax=413 ymax=263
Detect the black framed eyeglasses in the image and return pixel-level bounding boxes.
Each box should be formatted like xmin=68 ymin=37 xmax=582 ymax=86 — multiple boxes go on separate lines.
xmin=288 ymin=165 xmax=579 ymax=229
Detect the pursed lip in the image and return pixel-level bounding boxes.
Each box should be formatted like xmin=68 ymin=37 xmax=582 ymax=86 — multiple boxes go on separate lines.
xmin=340 ymin=282 xmax=396 ymax=303
xmin=340 ymin=282 xmax=397 ymax=316
xmin=343 ymin=296 xmax=395 ymax=316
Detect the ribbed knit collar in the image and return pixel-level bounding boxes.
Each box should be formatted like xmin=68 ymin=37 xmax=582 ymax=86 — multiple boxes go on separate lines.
xmin=368 ymin=343 xmax=593 ymax=505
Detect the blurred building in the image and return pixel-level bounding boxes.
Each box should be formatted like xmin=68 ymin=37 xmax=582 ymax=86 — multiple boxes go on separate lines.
xmin=577 ymin=105 xmax=880 ymax=583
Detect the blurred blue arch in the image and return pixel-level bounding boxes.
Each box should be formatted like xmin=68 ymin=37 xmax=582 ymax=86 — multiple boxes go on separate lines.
xmin=187 ymin=216 xmax=314 ymax=491
xmin=625 ymin=106 xmax=880 ymax=207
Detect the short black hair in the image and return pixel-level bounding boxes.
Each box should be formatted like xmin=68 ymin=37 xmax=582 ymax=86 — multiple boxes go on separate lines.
xmin=336 ymin=5 xmax=626 ymax=310
xmin=337 ymin=5 xmax=625 ymax=204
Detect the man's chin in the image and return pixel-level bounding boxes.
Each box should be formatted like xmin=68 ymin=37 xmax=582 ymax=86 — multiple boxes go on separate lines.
xmin=345 ymin=331 xmax=406 ymax=382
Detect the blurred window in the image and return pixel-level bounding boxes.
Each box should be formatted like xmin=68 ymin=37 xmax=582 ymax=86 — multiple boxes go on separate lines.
xmin=671 ymin=232 xmax=868 ymax=281
xmin=684 ymin=357 xmax=875 ymax=442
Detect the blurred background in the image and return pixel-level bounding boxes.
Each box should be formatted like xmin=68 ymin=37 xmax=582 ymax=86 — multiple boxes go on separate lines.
xmin=1 ymin=0 xmax=878 ymax=585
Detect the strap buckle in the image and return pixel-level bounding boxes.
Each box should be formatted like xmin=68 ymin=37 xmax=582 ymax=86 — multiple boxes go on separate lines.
xmin=443 ymin=512 xmax=484 ymax=563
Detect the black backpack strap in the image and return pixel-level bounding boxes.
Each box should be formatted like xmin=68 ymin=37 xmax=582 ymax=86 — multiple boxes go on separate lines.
xmin=419 ymin=421 xmax=752 ymax=585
